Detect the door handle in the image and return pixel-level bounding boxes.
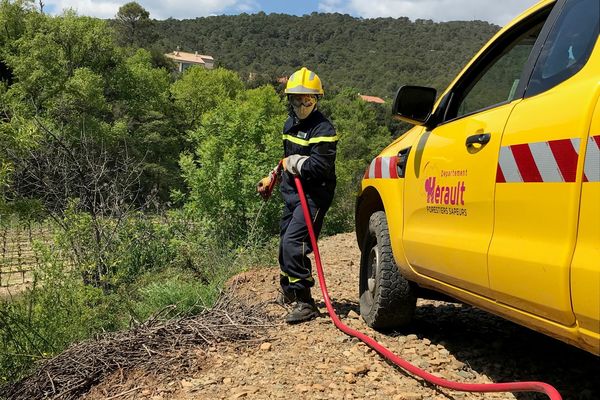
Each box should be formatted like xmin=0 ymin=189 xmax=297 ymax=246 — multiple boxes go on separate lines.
xmin=465 ymin=133 xmax=491 ymax=147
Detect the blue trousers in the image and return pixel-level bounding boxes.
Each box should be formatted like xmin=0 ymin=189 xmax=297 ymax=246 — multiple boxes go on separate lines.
xmin=279 ymin=195 xmax=328 ymax=294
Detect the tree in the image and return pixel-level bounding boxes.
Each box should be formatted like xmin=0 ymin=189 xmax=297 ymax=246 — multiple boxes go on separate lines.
xmin=116 ymin=49 xmax=185 ymax=201
xmin=319 ymin=89 xmax=393 ymax=233
xmin=8 ymin=122 xmax=147 ymax=287
xmin=0 ymin=0 xmax=35 ymax=47
xmin=170 ymin=67 xmax=244 ymax=131
xmin=3 ymin=10 xmax=121 ymax=120
xmin=179 ymin=85 xmax=286 ymax=245
xmin=114 ymin=1 xmax=152 ymax=47
xmin=2 ymin=8 xmax=183 ymax=206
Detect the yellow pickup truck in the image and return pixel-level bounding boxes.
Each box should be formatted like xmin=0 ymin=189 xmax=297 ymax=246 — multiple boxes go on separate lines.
xmin=355 ymin=0 xmax=599 ymax=355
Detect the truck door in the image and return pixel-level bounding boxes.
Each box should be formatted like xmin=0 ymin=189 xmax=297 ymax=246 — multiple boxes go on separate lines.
xmin=571 ymin=109 xmax=600 ymax=350
xmin=403 ymin=8 xmax=552 ymax=296
xmin=488 ymin=0 xmax=599 ymax=326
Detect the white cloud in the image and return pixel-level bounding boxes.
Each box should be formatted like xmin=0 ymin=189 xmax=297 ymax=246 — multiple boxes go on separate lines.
xmin=319 ymin=0 xmax=540 ymax=26
xmin=45 ymin=0 xmax=542 ymax=24
xmin=45 ymin=0 xmax=260 ymax=19
xmin=319 ymin=0 xmax=344 ymax=13
xmin=47 ymin=0 xmax=122 ymax=18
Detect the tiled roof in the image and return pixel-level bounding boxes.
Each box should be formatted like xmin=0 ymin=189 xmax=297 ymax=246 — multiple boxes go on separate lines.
xmin=359 ymin=94 xmax=385 ymax=104
xmin=165 ymin=51 xmax=213 ymax=64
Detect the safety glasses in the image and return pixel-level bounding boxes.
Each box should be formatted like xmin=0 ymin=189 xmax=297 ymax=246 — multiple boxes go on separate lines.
xmin=288 ymin=94 xmax=317 ymax=108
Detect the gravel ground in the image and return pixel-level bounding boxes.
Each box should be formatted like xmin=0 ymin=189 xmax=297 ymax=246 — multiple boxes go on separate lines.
xmin=85 ymin=233 xmax=599 ymax=400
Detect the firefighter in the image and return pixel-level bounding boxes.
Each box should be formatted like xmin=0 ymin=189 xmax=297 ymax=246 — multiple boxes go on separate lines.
xmin=257 ymin=67 xmax=338 ymax=324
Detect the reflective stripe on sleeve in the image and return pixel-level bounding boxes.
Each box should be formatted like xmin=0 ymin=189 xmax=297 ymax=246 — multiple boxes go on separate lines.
xmin=283 ymin=134 xmax=339 ymax=147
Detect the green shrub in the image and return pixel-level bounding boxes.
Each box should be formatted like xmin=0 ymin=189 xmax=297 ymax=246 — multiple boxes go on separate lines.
xmin=0 ymin=247 xmax=124 ymax=383
xmin=53 ymin=206 xmax=177 ymax=290
xmin=179 ymin=85 xmax=286 ymax=247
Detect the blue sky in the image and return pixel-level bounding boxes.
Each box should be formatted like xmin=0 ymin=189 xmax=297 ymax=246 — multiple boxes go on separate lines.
xmin=45 ymin=0 xmax=540 ymax=26
xmin=254 ymin=0 xmax=322 ymax=16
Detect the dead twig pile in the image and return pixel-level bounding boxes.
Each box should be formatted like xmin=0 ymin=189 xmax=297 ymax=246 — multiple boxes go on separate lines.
xmin=0 ymin=294 xmax=274 ymax=400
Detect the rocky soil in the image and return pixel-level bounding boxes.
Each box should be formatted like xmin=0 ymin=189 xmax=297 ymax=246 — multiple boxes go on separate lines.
xmin=85 ymin=233 xmax=599 ymax=400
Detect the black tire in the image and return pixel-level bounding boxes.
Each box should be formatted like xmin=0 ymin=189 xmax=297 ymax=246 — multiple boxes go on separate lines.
xmin=359 ymin=211 xmax=416 ymax=329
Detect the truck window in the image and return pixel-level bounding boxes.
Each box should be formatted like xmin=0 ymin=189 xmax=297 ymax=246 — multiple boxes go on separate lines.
xmin=456 ymin=21 xmax=545 ymax=118
xmin=526 ymin=0 xmax=600 ymax=97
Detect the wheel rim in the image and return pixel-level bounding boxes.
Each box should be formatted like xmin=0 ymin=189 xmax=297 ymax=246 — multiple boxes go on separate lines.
xmin=366 ymin=244 xmax=379 ymax=300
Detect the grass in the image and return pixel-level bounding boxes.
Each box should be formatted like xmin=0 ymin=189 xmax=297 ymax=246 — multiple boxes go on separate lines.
xmin=130 ymin=268 xmax=222 ymax=321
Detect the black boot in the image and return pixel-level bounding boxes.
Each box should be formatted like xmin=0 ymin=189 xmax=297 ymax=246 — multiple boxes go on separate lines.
xmin=285 ymin=288 xmax=319 ymax=324
xmin=275 ymin=289 xmax=295 ymax=306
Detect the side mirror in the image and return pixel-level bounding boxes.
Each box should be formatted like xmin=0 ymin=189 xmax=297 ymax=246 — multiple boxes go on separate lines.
xmin=392 ymin=85 xmax=437 ymax=126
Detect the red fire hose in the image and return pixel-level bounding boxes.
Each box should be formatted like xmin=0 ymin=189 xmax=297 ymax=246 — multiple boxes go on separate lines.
xmin=292 ymin=175 xmax=562 ymax=400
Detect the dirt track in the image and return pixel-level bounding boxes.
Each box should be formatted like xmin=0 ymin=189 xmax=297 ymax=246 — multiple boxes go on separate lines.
xmin=85 ymin=233 xmax=599 ymax=400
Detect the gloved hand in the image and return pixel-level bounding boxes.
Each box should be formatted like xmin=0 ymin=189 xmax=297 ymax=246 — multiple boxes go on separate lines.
xmin=282 ymin=154 xmax=309 ymax=176
xmin=257 ymin=175 xmax=273 ymax=200
xmin=257 ymin=162 xmax=283 ymax=200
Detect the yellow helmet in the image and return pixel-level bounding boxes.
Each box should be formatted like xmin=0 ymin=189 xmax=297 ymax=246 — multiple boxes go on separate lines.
xmin=285 ymin=67 xmax=324 ymax=96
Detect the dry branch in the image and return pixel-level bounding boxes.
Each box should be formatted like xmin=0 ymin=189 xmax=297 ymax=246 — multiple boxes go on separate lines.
xmin=0 ymin=294 xmax=273 ymax=400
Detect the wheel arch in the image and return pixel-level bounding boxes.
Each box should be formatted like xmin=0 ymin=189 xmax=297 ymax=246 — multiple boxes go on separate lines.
xmin=355 ymin=186 xmax=384 ymax=251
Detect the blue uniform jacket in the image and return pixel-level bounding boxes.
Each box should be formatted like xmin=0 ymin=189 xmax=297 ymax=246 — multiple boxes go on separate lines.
xmin=280 ymin=109 xmax=338 ymax=208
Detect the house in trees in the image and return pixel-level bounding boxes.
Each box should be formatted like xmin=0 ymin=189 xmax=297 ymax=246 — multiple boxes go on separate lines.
xmin=165 ymin=49 xmax=214 ymax=72
xmin=358 ymin=94 xmax=385 ymax=104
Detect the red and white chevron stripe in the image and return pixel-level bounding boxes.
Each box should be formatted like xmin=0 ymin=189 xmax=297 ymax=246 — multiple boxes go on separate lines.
xmin=364 ymin=135 xmax=600 ymax=183
xmin=583 ymin=135 xmax=600 ymax=182
xmin=364 ymin=156 xmax=399 ymax=179
xmin=496 ymin=135 xmax=600 ymax=183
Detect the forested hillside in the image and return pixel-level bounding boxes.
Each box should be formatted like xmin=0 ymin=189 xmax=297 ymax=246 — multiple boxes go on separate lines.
xmin=150 ymin=13 xmax=500 ymax=97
